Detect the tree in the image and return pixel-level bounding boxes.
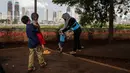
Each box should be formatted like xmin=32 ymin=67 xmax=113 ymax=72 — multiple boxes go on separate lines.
xmin=52 ymin=0 xmax=130 ymax=42
xmin=53 ymin=0 xmax=110 ymax=26
xmin=108 ymin=0 xmax=130 ymax=43
xmin=108 ymin=0 xmax=114 ymax=43
xmin=0 ymin=19 xmax=8 ymax=23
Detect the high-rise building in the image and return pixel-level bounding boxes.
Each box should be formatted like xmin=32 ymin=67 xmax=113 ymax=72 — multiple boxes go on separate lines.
xmin=14 ymin=1 xmax=20 ymax=23
xmin=57 ymin=11 xmax=63 ymax=23
xmin=46 ymin=9 xmax=48 ymax=22
xmin=0 ymin=12 xmax=2 ymax=19
xmin=7 ymin=1 xmax=13 ymax=23
xmin=53 ymin=11 xmax=57 ymax=22
xmin=25 ymin=10 xmax=29 ymax=16
xmin=58 ymin=11 xmax=62 ymax=20
xmin=22 ymin=7 xmax=26 ymax=16
xmin=66 ymin=6 xmax=71 ymax=12
xmin=66 ymin=6 xmax=72 ymax=16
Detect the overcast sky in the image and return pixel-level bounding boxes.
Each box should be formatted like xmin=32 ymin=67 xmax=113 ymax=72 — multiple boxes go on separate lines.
xmin=0 ymin=0 xmax=68 ymax=21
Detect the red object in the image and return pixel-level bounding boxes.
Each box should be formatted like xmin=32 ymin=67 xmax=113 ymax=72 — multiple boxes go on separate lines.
xmin=37 ymin=32 xmax=46 ymax=45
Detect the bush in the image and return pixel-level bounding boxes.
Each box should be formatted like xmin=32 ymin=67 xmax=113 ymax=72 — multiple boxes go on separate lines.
xmin=115 ymin=24 xmax=125 ymax=29
xmin=58 ymin=24 xmax=64 ymax=29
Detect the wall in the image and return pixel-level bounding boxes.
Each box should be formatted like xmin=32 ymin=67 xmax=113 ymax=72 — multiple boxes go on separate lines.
xmin=0 ymin=28 xmax=130 ymax=43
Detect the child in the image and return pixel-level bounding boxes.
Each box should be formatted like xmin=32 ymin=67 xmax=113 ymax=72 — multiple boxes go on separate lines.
xmin=58 ymin=28 xmax=74 ymax=53
xmin=31 ymin=13 xmax=50 ymax=54
xmin=21 ymin=16 xmax=47 ymax=73
xmin=58 ymin=31 xmax=65 ymax=53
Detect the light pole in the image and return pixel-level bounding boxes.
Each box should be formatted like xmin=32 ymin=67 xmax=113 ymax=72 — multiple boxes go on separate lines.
xmin=34 ymin=0 xmax=37 ymax=13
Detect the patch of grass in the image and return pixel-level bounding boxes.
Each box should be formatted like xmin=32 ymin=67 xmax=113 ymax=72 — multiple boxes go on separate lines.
xmin=0 ymin=24 xmax=62 ymax=29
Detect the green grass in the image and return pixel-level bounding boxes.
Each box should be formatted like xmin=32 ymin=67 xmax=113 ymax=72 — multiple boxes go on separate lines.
xmin=1 ymin=24 xmax=130 ymax=29
xmin=0 ymin=25 xmax=60 ymax=29
xmin=40 ymin=25 xmax=60 ymax=28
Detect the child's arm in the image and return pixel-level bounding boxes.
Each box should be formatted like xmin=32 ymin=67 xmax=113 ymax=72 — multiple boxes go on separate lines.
xmin=33 ymin=21 xmax=40 ymax=27
xmin=59 ymin=31 xmax=63 ymax=35
xmin=32 ymin=26 xmax=38 ymax=32
xmin=33 ymin=21 xmax=41 ymax=32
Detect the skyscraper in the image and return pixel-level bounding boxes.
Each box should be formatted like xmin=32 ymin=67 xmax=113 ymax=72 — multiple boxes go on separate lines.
xmin=22 ymin=7 xmax=26 ymax=16
xmin=58 ymin=11 xmax=62 ymax=20
xmin=7 ymin=1 xmax=13 ymax=23
xmin=66 ymin=6 xmax=72 ymax=15
xmin=57 ymin=11 xmax=63 ymax=23
xmin=14 ymin=1 xmax=20 ymax=24
xmin=53 ymin=11 xmax=57 ymax=22
xmin=46 ymin=9 xmax=48 ymax=22
xmin=25 ymin=10 xmax=29 ymax=16
xmin=66 ymin=6 xmax=71 ymax=13
xmin=0 ymin=12 xmax=2 ymax=19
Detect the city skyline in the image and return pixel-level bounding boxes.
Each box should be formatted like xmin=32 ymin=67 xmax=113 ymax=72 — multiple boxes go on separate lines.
xmin=0 ymin=0 xmax=68 ymax=22
xmin=0 ymin=0 xmax=81 ymax=24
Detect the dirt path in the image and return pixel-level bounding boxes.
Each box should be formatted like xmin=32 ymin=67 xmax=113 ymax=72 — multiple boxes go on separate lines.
xmin=0 ymin=40 xmax=130 ymax=73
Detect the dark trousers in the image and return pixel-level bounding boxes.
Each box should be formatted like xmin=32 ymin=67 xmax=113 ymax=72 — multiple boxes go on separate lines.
xmin=0 ymin=64 xmax=5 ymax=73
xmin=73 ymin=28 xmax=82 ymax=51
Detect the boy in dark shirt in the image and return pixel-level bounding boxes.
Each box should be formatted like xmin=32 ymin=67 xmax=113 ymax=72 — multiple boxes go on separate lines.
xmin=21 ymin=16 xmax=46 ymax=72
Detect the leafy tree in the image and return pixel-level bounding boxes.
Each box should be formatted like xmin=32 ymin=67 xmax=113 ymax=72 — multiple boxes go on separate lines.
xmin=53 ymin=0 xmax=129 ymax=25
xmin=53 ymin=0 xmax=109 ymax=26
xmin=0 ymin=19 xmax=8 ymax=23
xmin=52 ymin=0 xmax=130 ymax=42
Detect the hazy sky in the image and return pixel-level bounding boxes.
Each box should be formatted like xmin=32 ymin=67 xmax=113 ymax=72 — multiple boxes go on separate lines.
xmin=0 ymin=0 xmax=67 ymax=21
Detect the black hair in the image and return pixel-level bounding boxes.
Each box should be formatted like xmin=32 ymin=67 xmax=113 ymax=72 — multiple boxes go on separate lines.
xmin=21 ymin=16 xmax=30 ymax=24
xmin=31 ymin=13 xmax=39 ymax=20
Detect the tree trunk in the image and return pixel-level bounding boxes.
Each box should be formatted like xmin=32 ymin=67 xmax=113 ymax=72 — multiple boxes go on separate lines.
xmin=108 ymin=0 xmax=114 ymax=43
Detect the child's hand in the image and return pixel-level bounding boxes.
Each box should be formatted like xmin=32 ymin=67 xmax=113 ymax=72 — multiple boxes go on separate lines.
xmin=59 ymin=30 xmax=63 ymax=34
